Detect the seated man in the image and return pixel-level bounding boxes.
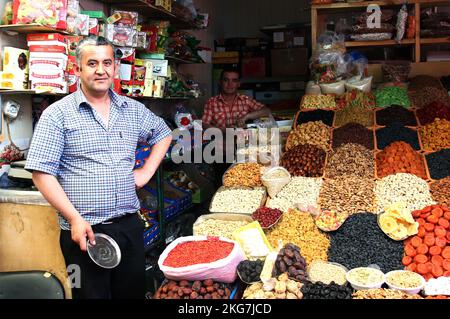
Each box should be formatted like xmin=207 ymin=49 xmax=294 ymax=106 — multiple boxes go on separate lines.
xmin=202 ymin=67 xmax=272 ymax=130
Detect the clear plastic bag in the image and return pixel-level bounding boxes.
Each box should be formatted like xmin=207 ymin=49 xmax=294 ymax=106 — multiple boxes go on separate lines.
xmin=310 ymin=32 xmax=348 ymax=84
xmin=345 ymin=76 xmax=373 ymax=92
xmin=319 ymin=80 xmax=346 ymax=94
xmin=158 ymin=236 xmax=245 ymax=283
xmin=395 ymin=4 xmax=408 ymax=42
xmin=261 ymin=167 xmax=291 ymax=198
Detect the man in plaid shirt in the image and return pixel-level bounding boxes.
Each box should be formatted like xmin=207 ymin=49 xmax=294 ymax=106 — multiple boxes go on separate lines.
xmin=202 ymin=67 xmax=272 ymax=129
xmin=25 ymin=36 xmax=172 ymax=299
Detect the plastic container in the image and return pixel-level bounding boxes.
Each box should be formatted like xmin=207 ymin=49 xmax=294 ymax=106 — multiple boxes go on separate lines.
xmin=346 ymin=267 xmax=385 ymax=290
xmin=385 ymin=270 xmax=425 ymax=295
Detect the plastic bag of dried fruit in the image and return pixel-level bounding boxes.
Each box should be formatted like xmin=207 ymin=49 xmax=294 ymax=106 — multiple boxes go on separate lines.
xmin=158 ymin=235 xmax=245 ymax=283
xmin=261 ymin=166 xmax=291 ymax=198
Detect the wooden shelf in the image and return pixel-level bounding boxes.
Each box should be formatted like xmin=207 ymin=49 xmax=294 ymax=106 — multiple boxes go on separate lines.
xmin=312 ymin=0 xmax=450 ymax=10
xmin=312 ymin=0 xmax=450 ymax=63
xmin=0 ymin=24 xmax=70 ymax=34
xmin=166 ymin=56 xmax=203 ymax=64
xmin=0 ymin=89 xmax=66 ymax=95
xmin=420 ymin=37 xmax=450 ymax=45
xmin=345 ymin=39 xmax=415 ymax=47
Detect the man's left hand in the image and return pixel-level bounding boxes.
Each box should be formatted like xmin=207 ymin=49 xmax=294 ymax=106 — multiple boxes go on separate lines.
xmin=134 ymin=167 xmax=154 ymax=189
xmin=236 ymin=115 xmax=248 ymax=128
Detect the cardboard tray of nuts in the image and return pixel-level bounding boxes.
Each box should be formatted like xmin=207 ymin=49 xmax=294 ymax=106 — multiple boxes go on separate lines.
xmin=209 ymin=186 xmax=267 ymax=215
xmin=193 ymin=213 xmax=254 ymax=238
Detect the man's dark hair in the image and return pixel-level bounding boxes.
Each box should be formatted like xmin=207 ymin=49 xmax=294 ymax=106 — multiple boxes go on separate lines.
xmin=220 ymin=66 xmax=240 ymax=80
xmin=76 ymin=36 xmax=115 ymax=65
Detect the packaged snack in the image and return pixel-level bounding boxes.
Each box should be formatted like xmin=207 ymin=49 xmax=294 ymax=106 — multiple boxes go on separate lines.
xmin=74 ymin=13 xmax=89 ymax=36
xmin=67 ymin=0 xmax=79 ymax=17
xmin=2 ymin=47 xmax=29 ymax=89
xmin=112 ymin=10 xmax=138 ymax=27
xmin=2 ymin=1 xmax=13 ymax=25
xmin=88 ymin=18 xmax=99 ymax=35
xmin=105 ymin=24 xmax=136 ymax=47
xmin=13 ymin=0 xmax=67 ymax=30
xmin=395 ymin=4 xmax=408 ymax=42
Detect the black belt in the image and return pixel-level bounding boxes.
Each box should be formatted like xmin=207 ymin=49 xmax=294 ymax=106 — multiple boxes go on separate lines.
xmin=101 ymin=212 xmax=137 ymax=225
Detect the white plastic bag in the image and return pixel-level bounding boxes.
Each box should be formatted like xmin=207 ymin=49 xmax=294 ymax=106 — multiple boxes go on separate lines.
xmin=261 ymin=166 xmax=291 ymax=198
xmin=345 ymin=76 xmax=373 ymax=92
xmin=319 ymin=80 xmax=346 ymax=94
xmin=158 ymin=236 xmax=245 ymax=283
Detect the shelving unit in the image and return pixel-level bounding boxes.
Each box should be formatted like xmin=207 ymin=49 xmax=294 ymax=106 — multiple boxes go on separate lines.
xmin=311 ymin=0 xmax=450 ymax=63
xmin=102 ymin=0 xmax=198 ymax=29
xmin=0 ymin=89 xmax=66 ymax=95
xmin=0 ymin=23 xmax=70 ymax=34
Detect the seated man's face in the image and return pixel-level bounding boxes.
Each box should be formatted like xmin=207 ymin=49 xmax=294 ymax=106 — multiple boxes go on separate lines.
xmin=220 ymin=72 xmax=240 ymax=95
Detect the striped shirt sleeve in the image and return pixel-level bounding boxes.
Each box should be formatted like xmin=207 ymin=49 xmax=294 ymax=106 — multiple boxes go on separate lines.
xmin=25 ymin=109 xmax=64 ymax=176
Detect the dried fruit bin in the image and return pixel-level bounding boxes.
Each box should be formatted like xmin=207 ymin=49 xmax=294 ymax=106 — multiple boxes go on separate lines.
xmin=332 ymin=108 xmax=377 ymax=129
xmin=374 ymin=107 xmax=419 ymax=127
xmin=374 ymin=150 xmax=431 ymax=182
xmin=293 ymin=109 xmax=335 ymax=129
xmin=323 ymin=151 xmax=376 ymax=180
xmin=373 ymin=126 xmax=424 ymax=153
xmin=209 ymin=186 xmax=267 ymax=215
xmin=329 ymin=126 xmax=376 ymax=151
xmin=423 ymin=150 xmax=450 ymax=182
xmin=299 ymin=94 xmax=340 ymax=112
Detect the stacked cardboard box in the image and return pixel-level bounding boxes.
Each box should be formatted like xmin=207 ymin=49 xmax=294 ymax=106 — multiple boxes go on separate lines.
xmin=1 ymin=47 xmax=29 ymax=90
xmin=27 ymin=33 xmax=68 ymax=94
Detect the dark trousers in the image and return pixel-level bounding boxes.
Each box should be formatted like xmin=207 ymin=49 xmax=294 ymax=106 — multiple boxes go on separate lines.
xmin=60 ymin=213 xmax=145 ymax=299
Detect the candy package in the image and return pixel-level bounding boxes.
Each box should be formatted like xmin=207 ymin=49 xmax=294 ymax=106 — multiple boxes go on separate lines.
xmin=112 ymin=10 xmax=138 ymax=27
xmin=13 ymin=0 xmax=67 ymax=30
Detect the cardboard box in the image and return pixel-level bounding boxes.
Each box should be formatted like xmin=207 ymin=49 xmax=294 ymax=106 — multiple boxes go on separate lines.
xmin=29 ymin=56 xmax=68 ymax=71
xmin=155 ymin=0 xmax=171 ymax=12
xmin=271 ymin=48 xmax=308 ymax=76
xmin=149 ymin=59 xmax=169 ymax=77
xmin=31 ymin=80 xmax=68 ymax=94
xmin=0 ymin=71 xmax=28 ymax=89
xmin=29 ymin=69 xmax=65 ymax=83
xmin=2 ymin=47 xmax=29 ymax=87
xmin=241 ymin=56 xmax=266 ymax=78
xmin=29 ymin=45 xmax=67 ymax=54
xmin=27 ymin=33 xmax=68 ymax=48
xmin=272 ymin=29 xmax=306 ymax=49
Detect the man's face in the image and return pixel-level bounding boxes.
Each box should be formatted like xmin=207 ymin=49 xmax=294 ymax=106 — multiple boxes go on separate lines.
xmin=220 ymin=71 xmax=240 ymax=95
xmin=75 ymin=45 xmax=117 ymax=95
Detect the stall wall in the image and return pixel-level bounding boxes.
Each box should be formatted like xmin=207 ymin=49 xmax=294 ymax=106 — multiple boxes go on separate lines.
xmin=215 ymin=0 xmax=311 ymax=38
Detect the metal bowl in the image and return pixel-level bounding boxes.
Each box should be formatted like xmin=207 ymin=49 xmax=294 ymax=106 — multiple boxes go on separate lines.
xmin=87 ymin=233 xmax=121 ymax=269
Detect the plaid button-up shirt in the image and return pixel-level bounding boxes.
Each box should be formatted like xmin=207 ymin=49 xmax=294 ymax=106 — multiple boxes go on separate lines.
xmin=25 ymin=89 xmax=172 ymax=230
xmin=202 ymin=94 xmax=264 ymax=128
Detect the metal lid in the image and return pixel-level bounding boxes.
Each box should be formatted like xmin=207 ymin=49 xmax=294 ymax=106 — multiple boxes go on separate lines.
xmin=87 ymin=233 xmax=121 ymax=269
